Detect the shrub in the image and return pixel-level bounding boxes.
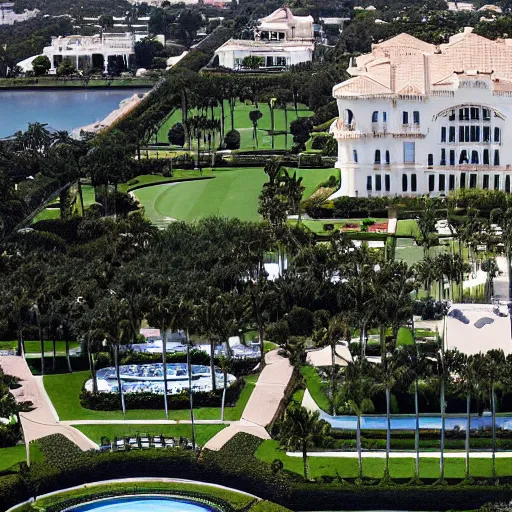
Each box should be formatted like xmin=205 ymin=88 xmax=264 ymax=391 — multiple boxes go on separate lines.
xmin=168 ymin=123 xmax=185 ymax=147
xmin=286 ymin=307 xmax=314 ymax=337
xmin=224 ymin=129 xmax=241 ymax=150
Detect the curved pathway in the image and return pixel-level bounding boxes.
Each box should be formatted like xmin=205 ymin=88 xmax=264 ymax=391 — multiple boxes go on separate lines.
xmin=204 ymin=350 xmax=293 ymax=451
xmin=0 ymin=356 xmax=97 ymax=452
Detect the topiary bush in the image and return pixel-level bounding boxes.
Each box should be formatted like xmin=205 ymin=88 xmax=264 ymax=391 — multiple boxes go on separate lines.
xmin=224 ymin=129 xmax=241 ymax=150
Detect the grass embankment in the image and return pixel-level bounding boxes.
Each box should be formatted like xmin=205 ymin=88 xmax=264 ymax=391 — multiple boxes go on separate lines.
xmin=156 ymin=100 xmax=313 ymax=150
xmin=255 ymin=439 xmax=512 ymax=479
xmin=134 ymin=167 xmax=338 ymax=225
xmin=0 ymin=443 xmax=42 ymax=473
xmin=75 ymin=424 xmax=226 ymax=446
xmin=300 ymin=365 xmax=330 ymax=413
xmin=43 ymin=371 xmax=258 ymax=421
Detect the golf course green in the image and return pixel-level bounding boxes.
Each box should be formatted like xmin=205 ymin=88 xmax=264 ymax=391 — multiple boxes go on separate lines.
xmin=133 ymin=167 xmax=339 ymax=226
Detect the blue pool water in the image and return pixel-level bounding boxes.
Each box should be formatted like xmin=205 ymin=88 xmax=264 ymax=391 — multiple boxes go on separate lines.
xmin=71 ymin=496 xmax=218 ymax=512
xmin=0 ymin=88 xmax=150 ymax=137
xmin=321 ymin=412 xmax=512 ymax=431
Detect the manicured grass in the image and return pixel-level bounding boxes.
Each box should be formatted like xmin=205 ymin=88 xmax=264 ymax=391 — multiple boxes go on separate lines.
xmin=264 ymin=341 xmax=278 ymax=353
xmin=33 ymin=208 xmax=60 ymax=222
xmin=43 ymin=371 xmax=259 ymax=421
xmin=301 ymin=220 xmax=346 ymax=235
xmin=31 ymin=481 xmax=256 ymax=510
xmin=255 ymin=439 xmax=512 ymax=479
xmin=300 ymin=365 xmax=330 ymax=413
xmin=0 ymin=443 xmax=42 ymax=473
xmin=133 ymin=167 xmax=338 ymax=225
xmin=395 ymin=219 xmax=421 ymax=238
xmin=156 ymin=100 xmax=313 ymax=150
xmin=396 ymin=327 xmax=414 ymax=346
xmin=80 ymin=184 xmax=96 ymax=208
xmin=0 ymin=340 xmax=79 ymax=355
xmin=75 ymin=424 xmax=226 ymax=446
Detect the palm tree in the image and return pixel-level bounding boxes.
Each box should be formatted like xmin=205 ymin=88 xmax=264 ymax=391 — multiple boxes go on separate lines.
xmin=218 ymin=355 xmax=231 ymax=421
xmin=396 ymin=345 xmax=426 ymax=481
xmin=147 ymin=296 xmax=175 ymax=420
xmin=338 ymin=361 xmax=375 ymax=480
xmin=431 ymin=348 xmax=462 ymax=482
xmin=416 ymin=198 xmax=439 ymax=258
xmin=314 ymin=315 xmax=351 ymax=414
xmin=281 ymin=169 xmax=305 ymax=224
xmin=457 ymin=353 xmax=483 ymax=480
xmin=279 ymin=405 xmax=331 ymax=480
xmin=484 ymin=349 xmax=506 ymax=480
xmin=371 ymin=353 xmax=405 ymax=479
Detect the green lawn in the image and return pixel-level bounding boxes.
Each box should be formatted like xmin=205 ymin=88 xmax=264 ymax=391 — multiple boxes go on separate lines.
xmin=300 ymin=365 xmax=330 ymax=413
xmin=395 ymin=219 xmax=421 ymax=238
xmin=33 ymin=208 xmax=60 ymax=222
xmin=0 ymin=443 xmax=42 ymax=473
xmin=156 ymin=100 xmax=313 ymax=151
xmin=43 ymin=371 xmax=259 ymax=421
xmin=0 ymin=340 xmax=79 ymax=355
xmin=255 ymin=440 xmax=512 ymax=479
xmin=75 ymin=424 xmax=226 ymax=446
xmin=80 ymin=184 xmax=96 ymax=208
xmin=134 ymin=167 xmax=338 ymax=226
xmin=396 ymin=327 xmax=414 ymax=346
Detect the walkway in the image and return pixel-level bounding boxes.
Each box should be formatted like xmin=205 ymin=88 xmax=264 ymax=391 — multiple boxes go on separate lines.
xmin=204 ymin=350 xmax=293 ymax=450
xmin=493 ymin=255 xmax=510 ymax=300
xmin=0 ymin=356 xmax=97 ymax=452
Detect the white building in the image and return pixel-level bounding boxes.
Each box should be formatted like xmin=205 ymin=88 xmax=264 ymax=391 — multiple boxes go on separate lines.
xmin=19 ymin=33 xmax=136 ymax=75
xmin=330 ymin=28 xmax=512 ymax=198
xmin=214 ymin=7 xmax=314 ymax=69
xmin=0 ymin=3 xmax=38 ymax=25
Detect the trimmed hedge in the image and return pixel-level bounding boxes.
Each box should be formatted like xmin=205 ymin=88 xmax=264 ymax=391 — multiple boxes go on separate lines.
xmin=80 ymin=377 xmax=244 ymax=411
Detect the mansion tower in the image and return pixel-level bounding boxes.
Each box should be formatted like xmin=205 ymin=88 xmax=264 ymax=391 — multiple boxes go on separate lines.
xmin=330 ymin=28 xmax=512 ymax=197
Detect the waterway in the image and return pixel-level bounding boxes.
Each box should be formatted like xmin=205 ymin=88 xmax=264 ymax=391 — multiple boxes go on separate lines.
xmin=0 ymin=88 xmax=150 ymax=137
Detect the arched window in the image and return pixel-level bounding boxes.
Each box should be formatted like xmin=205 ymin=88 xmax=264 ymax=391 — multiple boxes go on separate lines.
xmin=428 ymin=154 xmax=433 ymax=166
xmin=343 ymin=109 xmax=354 ymax=125
xmin=471 ymin=150 xmax=479 ymax=164
xmin=402 ymin=174 xmax=408 ymax=192
xmin=413 ymin=111 xmax=420 ymax=124
xmin=374 ymin=150 xmax=381 ymax=164
xmin=459 ymin=150 xmax=468 ymax=164
xmin=353 ymin=149 xmax=358 ymax=163
xmin=494 ymin=127 xmax=501 ymax=143
xmin=383 ymin=112 xmax=387 ymax=123
xmin=506 ymin=175 xmax=511 ymax=193
xmin=372 ymin=111 xmax=379 ymax=123
xmin=494 ymin=150 xmax=500 ymax=166
xmin=385 ymin=150 xmax=390 ymax=164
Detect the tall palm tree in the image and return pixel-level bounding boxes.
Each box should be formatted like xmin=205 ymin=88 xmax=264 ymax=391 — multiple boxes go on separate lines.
xmin=490 ymin=208 xmax=512 ymax=299
xmin=458 ymin=353 xmax=484 ymax=480
xmin=484 ymin=349 xmax=506 ymax=480
xmin=416 ymin=198 xmax=439 ymax=258
xmin=431 ymin=348 xmax=462 ymax=482
xmin=218 ymin=355 xmax=231 ymax=422
xmin=396 ymin=345 xmax=426 ymax=481
xmin=338 ymin=361 xmax=375 ymax=480
xmin=371 ymin=353 xmax=405 ymax=479
xmin=279 ymin=405 xmax=331 ymax=481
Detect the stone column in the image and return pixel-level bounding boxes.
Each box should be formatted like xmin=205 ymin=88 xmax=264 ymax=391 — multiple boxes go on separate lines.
xmin=103 ymin=54 xmax=108 ymax=73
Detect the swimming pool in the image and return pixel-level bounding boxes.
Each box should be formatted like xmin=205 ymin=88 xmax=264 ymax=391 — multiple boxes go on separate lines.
xmin=321 ymin=411 xmax=512 ymax=430
xmin=70 ymin=495 xmax=220 ymax=512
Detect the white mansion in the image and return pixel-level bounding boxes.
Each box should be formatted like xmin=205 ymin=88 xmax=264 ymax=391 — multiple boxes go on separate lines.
xmin=330 ymin=28 xmax=512 ymax=198
xmin=214 ymin=7 xmax=314 ymax=69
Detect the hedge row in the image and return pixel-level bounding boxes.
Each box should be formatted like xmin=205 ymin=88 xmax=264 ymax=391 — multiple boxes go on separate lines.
xmin=2 ymin=433 xmax=512 ymax=512
xmin=80 ymin=377 xmax=244 ymax=411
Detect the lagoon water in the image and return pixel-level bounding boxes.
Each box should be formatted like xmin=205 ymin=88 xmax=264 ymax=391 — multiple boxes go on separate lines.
xmin=0 ymin=88 xmax=150 ymax=137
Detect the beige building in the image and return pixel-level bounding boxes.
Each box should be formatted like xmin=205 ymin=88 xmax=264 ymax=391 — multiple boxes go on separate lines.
xmin=214 ymin=7 xmax=314 ymax=69
xmin=331 ymin=28 xmax=512 ymax=198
